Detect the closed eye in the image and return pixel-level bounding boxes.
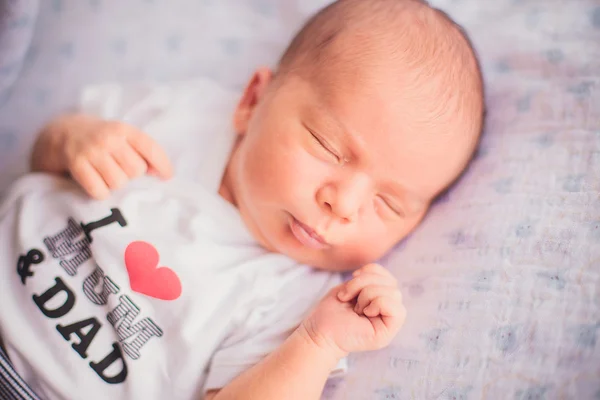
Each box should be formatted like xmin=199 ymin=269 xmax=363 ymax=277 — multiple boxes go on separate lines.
xmin=309 ymin=129 xmax=340 ymax=162
xmin=377 ymin=195 xmax=405 ymax=218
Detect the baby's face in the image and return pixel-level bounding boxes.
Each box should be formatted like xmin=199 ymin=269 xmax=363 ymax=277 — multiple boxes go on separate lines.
xmin=221 ymin=66 xmax=476 ymax=271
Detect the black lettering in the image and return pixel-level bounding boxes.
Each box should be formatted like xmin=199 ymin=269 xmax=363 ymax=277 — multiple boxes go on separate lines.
xmin=32 ymin=277 xmax=75 ymax=318
xmin=107 ymin=295 xmax=163 ymax=360
xmin=16 ymin=249 xmax=45 ymax=285
xmin=83 ymin=265 xmax=120 ymax=305
xmin=81 ymin=208 xmax=127 ymax=243
xmin=57 ymin=317 xmax=102 ymax=358
xmin=89 ymin=343 xmax=128 ymax=384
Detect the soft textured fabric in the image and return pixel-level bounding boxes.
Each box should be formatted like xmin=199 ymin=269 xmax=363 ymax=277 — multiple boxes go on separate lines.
xmin=0 ymin=0 xmax=39 ymax=106
xmin=0 ymin=345 xmax=41 ymax=400
xmin=0 ymin=0 xmax=598 ymax=399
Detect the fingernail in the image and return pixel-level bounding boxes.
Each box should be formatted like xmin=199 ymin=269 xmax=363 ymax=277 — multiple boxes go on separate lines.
xmin=338 ymin=290 xmax=347 ymax=300
xmin=353 ymin=270 xmax=361 ymax=277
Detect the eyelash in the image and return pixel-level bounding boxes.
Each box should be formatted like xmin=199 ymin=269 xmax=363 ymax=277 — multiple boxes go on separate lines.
xmin=309 ymin=131 xmax=340 ymax=162
xmin=377 ymin=196 xmax=404 ymax=218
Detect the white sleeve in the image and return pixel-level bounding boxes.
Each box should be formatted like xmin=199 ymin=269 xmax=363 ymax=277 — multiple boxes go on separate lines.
xmin=78 ymin=83 xmax=151 ymax=120
xmin=203 ymin=267 xmax=344 ymax=392
xmin=78 ymin=80 xmax=236 ymax=124
xmin=76 ymin=80 xmax=238 ymax=188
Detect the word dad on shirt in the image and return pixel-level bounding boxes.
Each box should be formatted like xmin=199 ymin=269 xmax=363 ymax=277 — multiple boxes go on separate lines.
xmin=15 ymin=208 xmax=167 ymax=385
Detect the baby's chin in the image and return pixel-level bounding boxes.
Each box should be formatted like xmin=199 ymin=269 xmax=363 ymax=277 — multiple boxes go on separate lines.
xmin=279 ymin=240 xmax=379 ymax=272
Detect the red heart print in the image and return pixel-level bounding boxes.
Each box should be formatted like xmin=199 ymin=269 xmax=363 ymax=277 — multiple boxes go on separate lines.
xmin=124 ymin=241 xmax=182 ymax=301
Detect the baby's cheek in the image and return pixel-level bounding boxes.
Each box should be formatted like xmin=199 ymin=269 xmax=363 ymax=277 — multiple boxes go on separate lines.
xmin=355 ymin=244 xmax=385 ymax=265
xmin=241 ymin=141 xmax=301 ymax=200
xmin=270 ymin=145 xmax=317 ymax=191
xmin=350 ymin=231 xmax=397 ymax=264
xmin=331 ymin=241 xmax=383 ymax=270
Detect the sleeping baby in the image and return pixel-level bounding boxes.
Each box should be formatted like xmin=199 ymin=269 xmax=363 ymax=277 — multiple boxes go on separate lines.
xmin=0 ymin=0 xmax=484 ymax=399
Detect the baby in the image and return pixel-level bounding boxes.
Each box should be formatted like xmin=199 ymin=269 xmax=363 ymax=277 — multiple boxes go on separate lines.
xmin=0 ymin=0 xmax=483 ymax=399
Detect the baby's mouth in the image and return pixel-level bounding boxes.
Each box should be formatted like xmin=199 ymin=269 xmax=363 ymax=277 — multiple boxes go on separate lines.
xmin=289 ymin=216 xmax=331 ymax=250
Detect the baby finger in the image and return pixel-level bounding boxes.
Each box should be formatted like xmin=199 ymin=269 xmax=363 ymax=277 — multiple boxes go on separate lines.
xmin=363 ymin=291 xmax=403 ymax=318
xmin=112 ymin=145 xmax=148 ymax=178
xmin=91 ymin=155 xmax=128 ymax=190
xmin=354 ymin=285 xmax=396 ymax=315
xmin=338 ymin=273 xmax=395 ymax=302
xmin=353 ymin=264 xmax=396 ymax=282
xmin=70 ymin=158 xmax=110 ymax=199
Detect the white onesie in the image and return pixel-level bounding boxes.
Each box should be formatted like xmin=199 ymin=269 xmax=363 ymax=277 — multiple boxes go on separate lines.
xmin=0 ymin=80 xmax=342 ymax=400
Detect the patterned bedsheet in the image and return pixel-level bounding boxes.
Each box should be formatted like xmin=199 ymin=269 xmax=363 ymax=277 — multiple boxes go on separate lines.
xmin=0 ymin=0 xmax=599 ymax=399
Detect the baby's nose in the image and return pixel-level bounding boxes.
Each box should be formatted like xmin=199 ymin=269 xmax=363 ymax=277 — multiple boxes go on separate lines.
xmin=323 ymin=200 xmax=357 ymax=223
xmin=318 ymin=174 xmax=371 ymax=223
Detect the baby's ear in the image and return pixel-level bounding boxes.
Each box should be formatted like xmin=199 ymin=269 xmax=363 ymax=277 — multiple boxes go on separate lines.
xmin=233 ymin=67 xmax=273 ymax=135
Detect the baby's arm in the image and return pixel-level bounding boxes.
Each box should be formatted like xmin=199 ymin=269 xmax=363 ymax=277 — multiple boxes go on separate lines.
xmin=31 ymin=114 xmax=172 ymax=199
xmin=205 ymin=325 xmax=342 ymax=400
xmin=206 ymin=264 xmax=406 ymax=400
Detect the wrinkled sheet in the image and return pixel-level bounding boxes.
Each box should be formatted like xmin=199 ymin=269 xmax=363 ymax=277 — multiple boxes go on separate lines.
xmin=0 ymin=0 xmax=599 ymax=399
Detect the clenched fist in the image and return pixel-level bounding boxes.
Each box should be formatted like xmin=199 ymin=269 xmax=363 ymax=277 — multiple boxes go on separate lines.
xmin=299 ymin=263 xmax=406 ymax=358
xmin=31 ymin=114 xmax=173 ymax=199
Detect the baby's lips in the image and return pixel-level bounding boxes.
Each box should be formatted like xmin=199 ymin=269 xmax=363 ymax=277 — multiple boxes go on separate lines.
xmin=313 ymin=227 xmax=338 ymax=246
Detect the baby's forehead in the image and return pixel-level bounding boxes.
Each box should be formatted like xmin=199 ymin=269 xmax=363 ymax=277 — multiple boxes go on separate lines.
xmin=307 ymin=58 xmax=459 ymax=136
xmin=301 ymin=73 xmax=467 ymax=154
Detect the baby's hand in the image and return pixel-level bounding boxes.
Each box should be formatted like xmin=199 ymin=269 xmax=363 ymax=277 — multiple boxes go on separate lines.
xmin=299 ymin=264 xmax=406 ymax=359
xmin=32 ymin=114 xmax=172 ymax=199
